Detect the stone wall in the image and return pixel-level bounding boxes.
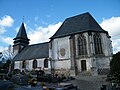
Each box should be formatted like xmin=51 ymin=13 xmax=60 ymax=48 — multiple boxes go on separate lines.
xmin=54 ymin=68 xmax=70 ymax=77
xmin=98 ymin=68 xmax=110 ymax=75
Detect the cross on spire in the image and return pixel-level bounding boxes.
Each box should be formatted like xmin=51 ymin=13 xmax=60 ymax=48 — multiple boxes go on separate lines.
xmin=22 ymin=16 xmax=25 ymax=23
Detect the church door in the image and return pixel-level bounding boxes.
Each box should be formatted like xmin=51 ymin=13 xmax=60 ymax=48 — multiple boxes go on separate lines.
xmin=81 ymin=60 xmax=87 ymax=71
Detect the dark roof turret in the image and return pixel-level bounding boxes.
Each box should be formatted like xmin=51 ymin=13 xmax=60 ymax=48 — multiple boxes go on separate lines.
xmin=13 ymin=23 xmax=29 ymax=46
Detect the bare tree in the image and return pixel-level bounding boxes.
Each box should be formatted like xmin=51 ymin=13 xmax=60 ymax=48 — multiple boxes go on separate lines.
xmin=0 ymin=45 xmax=14 ymax=63
xmin=0 ymin=52 xmax=3 ymax=61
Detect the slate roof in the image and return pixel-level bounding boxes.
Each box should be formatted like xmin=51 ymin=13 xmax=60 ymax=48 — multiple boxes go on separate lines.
xmin=13 ymin=42 xmax=49 ymax=61
xmin=14 ymin=23 xmax=29 ymax=40
xmin=51 ymin=12 xmax=107 ymax=39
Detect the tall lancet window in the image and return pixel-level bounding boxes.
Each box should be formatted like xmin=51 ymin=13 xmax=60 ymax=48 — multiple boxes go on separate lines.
xmin=33 ymin=59 xmax=37 ymax=68
xmin=44 ymin=59 xmax=48 ymax=68
xmin=93 ymin=33 xmax=103 ymax=54
xmin=78 ymin=34 xmax=87 ymax=56
xmin=22 ymin=60 xmax=26 ymax=69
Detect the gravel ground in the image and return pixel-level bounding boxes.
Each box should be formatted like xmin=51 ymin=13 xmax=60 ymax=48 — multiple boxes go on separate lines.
xmin=14 ymin=86 xmax=43 ymax=90
xmin=14 ymin=75 xmax=110 ymax=90
xmin=1 ymin=75 xmax=110 ymax=90
xmin=66 ymin=75 xmax=110 ymax=90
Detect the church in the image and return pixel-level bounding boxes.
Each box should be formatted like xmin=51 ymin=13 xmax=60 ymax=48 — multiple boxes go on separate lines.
xmin=12 ymin=12 xmax=113 ymax=76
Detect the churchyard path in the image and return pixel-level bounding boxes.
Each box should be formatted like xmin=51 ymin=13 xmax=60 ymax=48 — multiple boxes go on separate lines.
xmin=66 ymin=75 xmax=110 ymax=90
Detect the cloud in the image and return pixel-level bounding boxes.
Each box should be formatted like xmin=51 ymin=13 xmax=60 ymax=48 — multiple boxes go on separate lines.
xmin=112 ymin=39 xmax=120 ymax=53
xmin=28 ymin=22 xmax=62 ymax=44
xmin=0 ymin=27 xmax=5 ymax=34
xmin=0 ymin=15 xmax=14 ymax=27
xmin=0 ymin=15 xmax=14 ymax=35
xmin=0 ymin=36 xmax=13 ymax=56
xmin=2 ymin=37 xmax=13 ymax=45
xmin=100 ymin=16 xmax=120 ymax=54
xmin=0 ymin=46 xmax=8 ymax=52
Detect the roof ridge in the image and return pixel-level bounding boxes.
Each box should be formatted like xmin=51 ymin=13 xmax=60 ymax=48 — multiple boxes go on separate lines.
xmin=65 ymin=12 xmax=90 ymax=20
xmin=51 ymin=12 xmax=107 ymax=39
xmin=28 ymin=42 xmax=49 ymax=46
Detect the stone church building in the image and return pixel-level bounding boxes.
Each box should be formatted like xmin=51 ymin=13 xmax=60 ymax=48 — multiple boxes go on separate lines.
xmin=12 ymin=12 xmax=112 ymax=76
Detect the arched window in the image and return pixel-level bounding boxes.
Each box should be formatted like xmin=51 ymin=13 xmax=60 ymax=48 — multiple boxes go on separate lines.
xmin=22 ymin=60 xmax=26 ymax=68
xmin=33 ymin=59 xmax=37 ymax=68
xmin=78 ymin=34 xmax=87 ymax=55
xmin=93 ymin=33 xmax=103 ymax=54
xmin=44 ymin=59 xmax=48 ymax=68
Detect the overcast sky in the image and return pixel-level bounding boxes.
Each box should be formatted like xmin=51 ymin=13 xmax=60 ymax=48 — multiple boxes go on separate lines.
xmin=0 ymin=0 xmax=120 ymax=54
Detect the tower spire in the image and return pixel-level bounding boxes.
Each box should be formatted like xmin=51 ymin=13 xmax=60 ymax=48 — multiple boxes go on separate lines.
xmin=13 ymin=23 xmax=29 ymax=54
xmin=14 ymin=23 xmax=29 ymax=40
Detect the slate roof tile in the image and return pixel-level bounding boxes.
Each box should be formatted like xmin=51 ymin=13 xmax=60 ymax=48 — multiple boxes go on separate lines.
xmin=51 ymin=12 xmax=107 ymax=39
xmin=13 ymin=42 xmax=49 ymax=61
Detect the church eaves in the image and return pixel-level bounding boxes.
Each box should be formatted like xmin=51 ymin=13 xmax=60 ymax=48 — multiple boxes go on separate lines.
xmin=50 ymin=12 xmax=107 ymax=39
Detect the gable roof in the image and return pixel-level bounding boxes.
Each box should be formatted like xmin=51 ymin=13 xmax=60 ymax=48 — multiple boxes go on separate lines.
xmin=51 ymin=12 xmax=107 ymax=39
xmin=13 ymin=42 xmax=49 ymax=61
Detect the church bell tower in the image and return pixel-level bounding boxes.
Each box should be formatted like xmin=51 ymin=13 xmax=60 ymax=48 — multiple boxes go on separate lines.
xmin=13 ymin=23 xmax=29 ymax=56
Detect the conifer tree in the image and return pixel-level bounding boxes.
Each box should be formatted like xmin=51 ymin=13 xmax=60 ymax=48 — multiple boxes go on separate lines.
xmin=109 ymin=52 xmax=120 ymax=83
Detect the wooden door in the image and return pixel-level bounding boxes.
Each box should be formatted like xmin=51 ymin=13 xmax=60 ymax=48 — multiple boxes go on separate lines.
xmin=81 ymin=60 xmax=87 ymax=71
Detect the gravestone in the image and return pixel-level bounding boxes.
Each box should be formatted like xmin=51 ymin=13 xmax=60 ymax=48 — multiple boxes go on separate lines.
xmin=11 ymin=75 xmax=28 ymax=85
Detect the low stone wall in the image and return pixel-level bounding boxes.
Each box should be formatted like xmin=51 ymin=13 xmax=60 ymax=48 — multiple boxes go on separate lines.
xmin=98 ymin=68 xmax=109 ymax=75
xmin=43 ymin=68 xmax=109 ymax=76
xmin=54 ymin=68 xmax=70 ymax=77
